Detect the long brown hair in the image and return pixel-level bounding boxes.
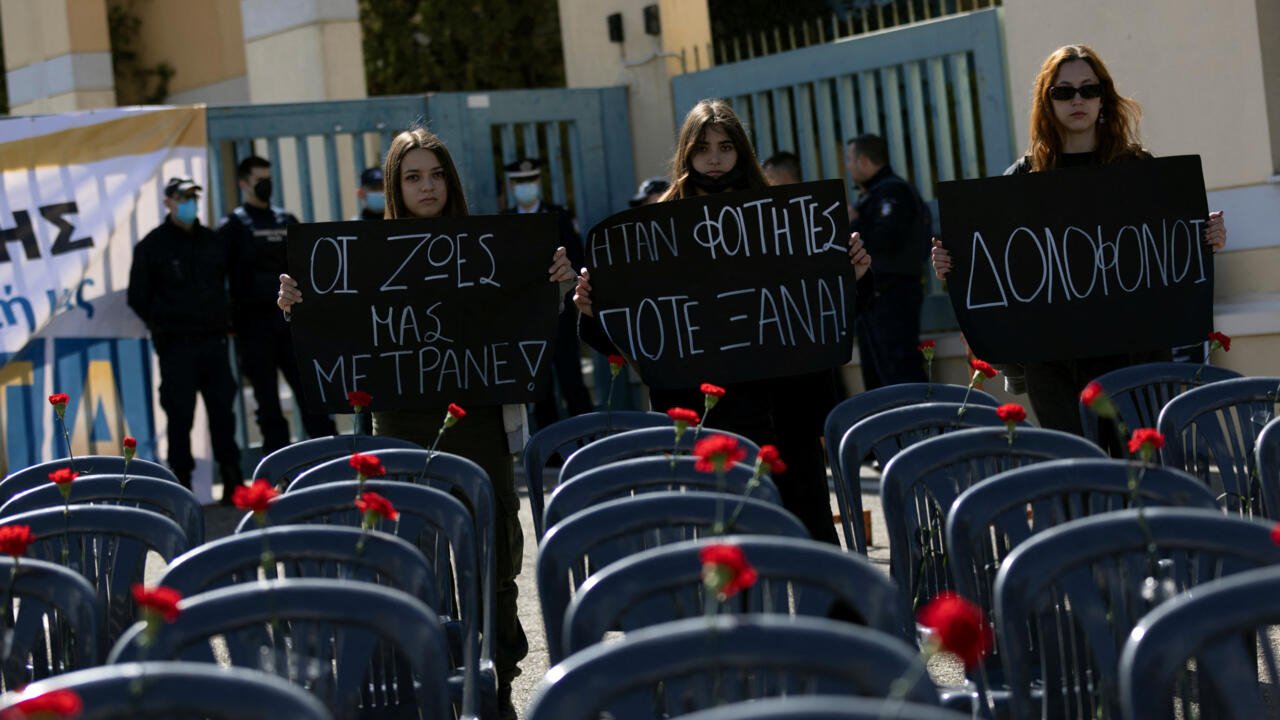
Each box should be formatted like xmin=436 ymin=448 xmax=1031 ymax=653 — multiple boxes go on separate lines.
xmin=1027 ymin=44 xmax=1143 ymax=171
xmin=663 ymin=99 xmax=768 ymax=201
xmin=383 ymin=126 xmax=469 ymax=218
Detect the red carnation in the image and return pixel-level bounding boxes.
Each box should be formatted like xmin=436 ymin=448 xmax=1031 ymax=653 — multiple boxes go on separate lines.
xmin=1080 ymin=381 xmax=1104 ymax=407
xmin=4 ymin=688 xmax=83 ymax=718
xmin=917 ymin=591 xmax=993 ymax=669
xmin=1128 ymin=428 xmax=1165 ymax=458
xmin=692 ymin=434 xmax=747 ymax=474
xmin=700 ymin=543 xmax=758 ymax=600
xmin=0 ymin=525 xmax=36 ymax=558
xmin=447 ymin=403 xmax=466 ymax=419
xmin=1271 ymin=523 xmax=1280 ymax=546
xmin=232 ymin=479 xmax=279 ymax=515
xmin=347 ymin=390 xmax=373 ymax=411
xmin=919 ymin=340 xmax=935 ymax=350
xmin=996 ymin=403 xmax=1026 ymax=424
xmin=667 ymin=407 xmax=701 ymax=425
xmin=47 ymin=468 xmax=78 ymax=486
xmin=131 ymin=583 xmax=182 ymax=623
xmin=700 ymin=383 xmax=726 ymax=398
xmin=756 ymin=445 xmax=787 ymax=475
xmin=47 ymin=393 xmax=69 ymax=408
xmin=349 ymin=453 xmax=385 ymax=479
xmin=607 ymin=354 xmax=626 ymax=369
xmin=122 ymin=436 xmax=137 ymax=449
xmin=1207 ymin=331 xmax=1231 ymax=352
xmin=357 ymin=491 xmax=400 ymax=522
xmin=969 ymin=359 xmax=996 ymax=379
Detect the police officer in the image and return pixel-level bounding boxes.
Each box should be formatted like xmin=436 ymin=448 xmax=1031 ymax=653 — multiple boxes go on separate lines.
xmin=502 ymin=158 xmax=592 ymax=428
xmin=217 ymin=156 xmax=336 ymax=454
xmin=352 ymin=166 xmax=385 ymax=220
xmin=846 ymin=134 xmax=930 ymax=389
xmin=127 ymin=178 xmax=242 ymax=497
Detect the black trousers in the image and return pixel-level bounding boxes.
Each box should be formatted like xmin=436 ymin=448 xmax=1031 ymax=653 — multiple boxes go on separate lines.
xmin=237 ymin=313 xmax=336 ymax=453
xmin=650 ymin=370 xmax=841 ymax=545
xmin=533 ymin=305 xmax=593 ymax=430
xmin=154 ymin=333 xmax=241 ymax=486
xmin=1023 ymin=349 xmax=1171 ymax=446
xmin=856 ymin=274 xmax=927 ymax=390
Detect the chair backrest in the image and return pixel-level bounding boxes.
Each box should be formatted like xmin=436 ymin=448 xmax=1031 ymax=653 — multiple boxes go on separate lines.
xmin=0 ymin=475 xmax=205 ymax=545
xmin=537 ymin=491 xmax=808 ymax=663
xmin=993 ymin=508 xmax=1280 ymax=720
xmin=0 ymin=556 xmax=100 ymax=690
xmin=881 ymin=426 xmax=1103 ymax=618
xmin=252 ymin=435 xmax=423 ymax=489
xmin=1157 ymin=376 xmax=1280 ymax=517
xmin=0 ymin=661 xmax=335 ymax=719
xmin=1255 ymin=416 xmax=1280 ymax=517
xmin=559 ymin=426 xmax=761 ymax=484
xmin=527 ymin=615 xmax=938 ymax=719
xmin=1077 ymin=361 xmax=1241 ymax=448
xmin=236 ymin=478 xmax=481 ymax=706
xmin=1 ymin=456 xmax=176 ymax=499
xmin=1120 ymin=564 xmax=1280 ymax=720
xmin=564 ymin=536 xmax=911 ymax=660
xmin=108 ymin=580 xmax=453 ymax=720
xmin=543 ymin=456 xmax=780 ymax=537
xmin=1 ymin=505 xmax=189 ymax=649
xmin=835 ymin=402 xmax=1011 ymax=553
xmin=522 ymin=411 xmax=671 ymax=540
xmin=945 ymin=458 xmax=1220 ymax=683
xmin=677 ymin=696 xmax=971 ymax=720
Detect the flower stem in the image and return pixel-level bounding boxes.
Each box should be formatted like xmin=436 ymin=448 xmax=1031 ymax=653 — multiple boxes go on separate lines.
xmin=58 ymin=416 xmax=75 ymax=471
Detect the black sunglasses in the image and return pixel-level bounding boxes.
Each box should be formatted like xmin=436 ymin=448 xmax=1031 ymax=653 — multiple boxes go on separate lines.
xmin=1048 ymin=84 xmax=1103 ymax=101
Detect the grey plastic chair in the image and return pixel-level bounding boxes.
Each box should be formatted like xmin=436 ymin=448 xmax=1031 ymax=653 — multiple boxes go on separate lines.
xmin=108 ymin=580 xmax=453 ymax=720
xmin=563 ymin=535 xmax=912 ymax=659
xmin=1 ymin=505 xmax=189 ymax=649
xmin=836 ymin=402 xmax=1012 ymax=554
xmin=0 ymin=475 xmax=205 ymax=545
xmin=543 ymin=456 xmax=781 ymax=538
xmin=558 ymin=426 xmax=761 ymax=484
xmin=994 ymin=508 xmax=1280 ymax=720
xmin=522 ymin=410 xmax=670 ymax=539
xmin=0 ymin=455 xmax=176 ymax=499
xmin=537 ymin=491 xmax=808 ymax=664
xmin=234 ymin=480 xmax=483 ymax=716
xmin=880 ymin=426 xmax=1103 ymax=618
xmin=1254 ymin=416 xmax=1280 ymax=516
xmin=678 ymin=696 xmax=971 ymax=720
xmin=252 ymin=434 xmax=422 ymax=489
xmin=1120 ymin=564 xmax=1280 ymax=720
xmin=0 ymin=556 xmax=100 ymax=690
xmin=0 ymin=661 xmax=334 ymax=719
xmin=1157 ymin=376 xmax=1280 ymax=517
xmin=527 ymin=615 xmax=939 ymax=719
xmin=1077 ymin=361 xmax=1240 ymax=451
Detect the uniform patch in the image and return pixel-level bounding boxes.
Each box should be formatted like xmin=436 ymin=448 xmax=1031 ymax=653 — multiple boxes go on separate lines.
xmin=880 ymin=200 xmax=894 ymax=217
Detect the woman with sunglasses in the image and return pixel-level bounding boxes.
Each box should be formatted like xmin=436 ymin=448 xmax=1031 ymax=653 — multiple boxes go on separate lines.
xmin=930 ymin=44 xmax=1228 ymax=436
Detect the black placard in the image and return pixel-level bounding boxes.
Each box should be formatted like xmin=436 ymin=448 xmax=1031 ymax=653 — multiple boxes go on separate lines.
xmin=285 ymin=214 xmax=560 ymax=412
xmin=936 ymin=156 xmax=1213 ymax=364
xmin=586 ymin=180 xmax=856 ymax=389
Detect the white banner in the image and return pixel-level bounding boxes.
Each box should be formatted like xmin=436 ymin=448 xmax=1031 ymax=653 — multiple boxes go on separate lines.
xmin=0 ymin=106 xmax=217 ymax=501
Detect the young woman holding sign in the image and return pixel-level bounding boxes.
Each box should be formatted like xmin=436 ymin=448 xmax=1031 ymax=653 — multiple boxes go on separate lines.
xmin=276 ymin=126 xmax=575 ymax=719
xmin=575 ymin=99 xmax=874 ymax=545
xmin=930 ymin=44 xmax=1228 ymax=436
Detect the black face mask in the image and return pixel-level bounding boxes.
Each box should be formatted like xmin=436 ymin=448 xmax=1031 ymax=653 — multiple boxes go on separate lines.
xmin=252 ymin=179 xmax=273 ymax=203
xmin=687 ymin=163 xmax=747 ymax=194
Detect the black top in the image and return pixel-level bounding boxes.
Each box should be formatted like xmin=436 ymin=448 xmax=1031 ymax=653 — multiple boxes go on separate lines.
xmin=1005 ymin=149 xmax=1153 ymax=175
xmin=127 ymin=216 xmax=232 ymax=335
xmin=849 ymin=165 xmax=931 ymax=277
xmin=216 ymin=204 xmax=300 ymax=329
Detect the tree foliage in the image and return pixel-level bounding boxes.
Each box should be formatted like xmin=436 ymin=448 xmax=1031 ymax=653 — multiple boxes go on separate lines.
xmin=360 ymin=0 xmax=565 ymax=95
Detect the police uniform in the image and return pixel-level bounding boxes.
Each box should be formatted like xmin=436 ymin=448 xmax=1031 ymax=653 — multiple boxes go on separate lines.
xmin=351 ymin=166 xmax=385 ymax=221
xmin=127 ymin=178 xmax=241 ymax=491
xmin=218 ymin=202 xmax=336 ymax=453
xmin=850 ymin=164 xmax=930 ymax=389
xmin=502 ymin=158 xmax=593 ymax=429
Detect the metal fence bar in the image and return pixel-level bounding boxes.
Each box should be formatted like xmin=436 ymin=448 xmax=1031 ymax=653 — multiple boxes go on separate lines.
xmin=950 ymin=52 xmax=981 ymax=179
xmin=793 ymin=83 xmax=819 ymax=182
xmin=321 ymin=133 xmax=342 ymax=221
xmin=522 ymin=122 xmax=539 ymax=163
xmin=903 ymin=61 xmax=934 ymax=197
xmin=836 ymin=74 xmax=859 ymax=142
xmin=858 ymin=70 xmax=881 ymax=136
xmin=546 ymin=122 xmax=567 ymax=207
xmin=771 ymin=88 xmax=795 ymax=160
xmin=928 ymin=57 xmax=957 ymax=185
xmin=813 ymin=79 xmax=840 ymax=181
xmin=752 ymin=92 xmax=774 ymax=160
xmin=879 ymin=65 xmax=909 ymax=176
xmin=265 ymin=136 xmax=282 ymax=206
xmin=294 ymin=136 xmax=315 ymax=222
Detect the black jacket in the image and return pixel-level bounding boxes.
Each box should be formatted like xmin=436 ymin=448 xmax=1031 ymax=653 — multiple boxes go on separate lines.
xmin=504 ymin=200 xmax=585 ymax=312
xmin=127 ymin=216 xmax=232 ymax=335
xmin=216 ymin=204 xmax=299 ymax=330
xmin=850 ymin=165 xmax=930 ymax=277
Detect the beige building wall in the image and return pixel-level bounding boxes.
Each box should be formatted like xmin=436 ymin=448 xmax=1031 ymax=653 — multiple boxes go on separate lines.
xmin=558 ymin=0 xmax=713 ymax=184
xmin=128 ymin=0 xmax=249 ymax=104
xmin=239 ymin=0 xmax=366 ymax=103
xmin=2 ymin=0 xmax=116 ymax=114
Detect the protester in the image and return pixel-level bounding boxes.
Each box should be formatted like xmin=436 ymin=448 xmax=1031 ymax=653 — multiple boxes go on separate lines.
xmin=762 ymin=150 xmax=802 ymax=185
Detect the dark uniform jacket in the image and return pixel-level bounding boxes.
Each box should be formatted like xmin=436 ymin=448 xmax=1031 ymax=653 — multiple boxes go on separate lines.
xmin=850 ymin=165 xmax=930 ymax=278
xmin=216 ymin=204 xmax=299 ymax=331
xmin=127 ymin=216 xmax=231 ymax=336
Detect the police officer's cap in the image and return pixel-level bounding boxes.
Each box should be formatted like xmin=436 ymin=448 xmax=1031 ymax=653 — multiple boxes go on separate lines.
xmin=360 ymin=167 xmax=384 ymax=188
xmin=504 ymin=158 xmax=543 ymax=182
xmin=629 ymin=176 xmax=670 ymax=206
xmin=164 ymin=177 xmax=202 ymax=199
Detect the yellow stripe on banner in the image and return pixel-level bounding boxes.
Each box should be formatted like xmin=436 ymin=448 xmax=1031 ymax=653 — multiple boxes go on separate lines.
xmin=0 ymin=106 xmax=206 ymax=172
